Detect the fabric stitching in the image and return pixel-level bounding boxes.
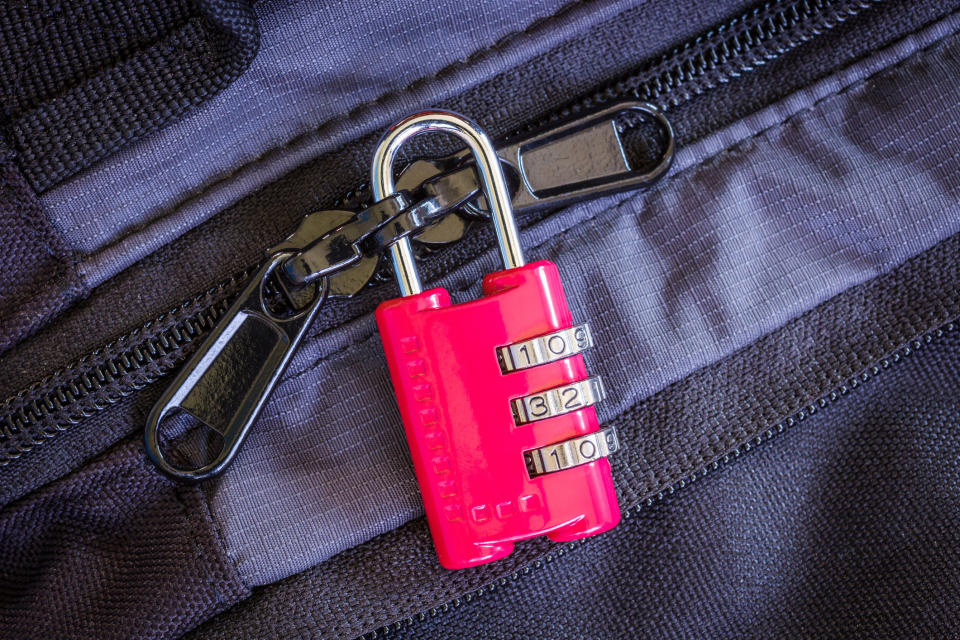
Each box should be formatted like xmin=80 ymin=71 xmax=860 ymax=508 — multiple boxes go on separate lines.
xmin=75 ymin=0 xmax=604 ymax=265
xmin=172 ymin=486 xmax=220 ymax=605
xmin=196 ymin=474 xmax=251 ymax=592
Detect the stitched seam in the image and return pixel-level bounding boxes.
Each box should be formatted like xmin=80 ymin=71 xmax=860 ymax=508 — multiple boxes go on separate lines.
xmin=196 ymin=481 xmax=251 ymax=592
xmin=172 ymin=485 xmax=222 ymax=607
xmin=76 ymin=0 xmax=606 ymax=266
xmin=275 ymin=23 xmax=960 ymax=380
xmin=625 ymin=287 xmax=960 ymax=503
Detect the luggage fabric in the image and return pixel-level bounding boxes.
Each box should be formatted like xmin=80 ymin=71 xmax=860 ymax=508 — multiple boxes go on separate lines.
xmin=1 ymin=0 xmax=959 ymax=638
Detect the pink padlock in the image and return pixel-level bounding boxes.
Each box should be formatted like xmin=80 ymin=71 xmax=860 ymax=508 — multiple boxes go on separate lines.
xmin=373 ymin=111 xmax=620 ymax=569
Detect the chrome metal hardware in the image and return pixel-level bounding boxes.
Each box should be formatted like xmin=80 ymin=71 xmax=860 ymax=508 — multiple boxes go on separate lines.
xmin=370 ymin=110 xmax=524 ymax=296
xmin=273 ymin=99 xmax=674 ymax=290
xmin=497 ymin=323 xmax=594 ymax=373
xmin=512 ymin=376 xmax=606 ymax=425
xmin=524 ymin=427 xmax=619 ymax=477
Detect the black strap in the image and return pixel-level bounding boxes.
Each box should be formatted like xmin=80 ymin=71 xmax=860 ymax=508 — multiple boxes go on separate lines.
xmin=0 ymin=0 xmax=259 ymax=192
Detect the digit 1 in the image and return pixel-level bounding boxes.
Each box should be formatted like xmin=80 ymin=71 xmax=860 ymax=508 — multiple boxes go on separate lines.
xmin=518 ymin=344 xmax=532 ymax=365
xmin=549 ymin=448 xmax=563 ymax=470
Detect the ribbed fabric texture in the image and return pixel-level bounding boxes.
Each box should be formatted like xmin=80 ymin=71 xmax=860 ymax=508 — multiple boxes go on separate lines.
xmin=0 ymin=440 xmax=249 ymax=640
xmin=0 ymin=0 xmax=259 ymax=192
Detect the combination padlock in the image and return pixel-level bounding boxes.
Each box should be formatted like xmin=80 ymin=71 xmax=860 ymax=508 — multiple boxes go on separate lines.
xmin=373 ymin=111 xmax=620 ymax=569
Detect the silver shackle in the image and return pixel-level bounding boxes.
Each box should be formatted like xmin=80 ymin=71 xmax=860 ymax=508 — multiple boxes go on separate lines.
xmin=371 ymin=110 xmax=525 ymax=296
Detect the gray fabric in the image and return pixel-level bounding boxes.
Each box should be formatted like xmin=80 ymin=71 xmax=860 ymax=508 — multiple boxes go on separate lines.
xmin=205 ymin=14 xmax=960 ymax=586
xmin=40 ymin=0 xmax=619 ymax=283
xmin=38 ymin=0 xmax=758 ymax=291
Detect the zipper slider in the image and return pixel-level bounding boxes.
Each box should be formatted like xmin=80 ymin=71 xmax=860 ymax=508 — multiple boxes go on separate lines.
xmin=145 ymin=253 xmax=328 ymax=482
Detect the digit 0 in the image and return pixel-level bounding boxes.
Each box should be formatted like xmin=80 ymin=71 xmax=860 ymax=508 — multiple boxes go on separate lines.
xmin=578 ymin=439 xmax=597 ymax=459
xmin=547 ymin=334 xmax=567 ymax=355
xmin=549 ymin=448 xmax=563 ymax=468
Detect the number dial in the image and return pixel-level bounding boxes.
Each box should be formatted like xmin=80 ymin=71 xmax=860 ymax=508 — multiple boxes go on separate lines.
xmin=511 ymin=376 xmax=605 ymax=425
xmin=497 ymin=323 xmax=593 ymax=373
xmin=524 ymin=427 xmax=619 ymax=477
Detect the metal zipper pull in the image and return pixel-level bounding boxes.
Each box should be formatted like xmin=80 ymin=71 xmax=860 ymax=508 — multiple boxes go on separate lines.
xmin=144 ymin=253 xmax=327 ymax=482
xmin=404 ymin=100 xmax=674 ymax=244
xmin=495 ymin=99 xmax=674 ymax=210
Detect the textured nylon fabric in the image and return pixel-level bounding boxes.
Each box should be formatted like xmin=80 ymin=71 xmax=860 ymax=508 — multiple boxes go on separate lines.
xmin=666 ymin=0 xmax=960 ymax=146
xmin=204 ymin=18 xmax=960 ymax=586
xmin=186 ymin=231 xmax=960 ymax=640
xmin=394 ymin=327 xmax=960 ymax=639
xmin=0 ymin=440 xmax=249 ymax=640
xmin=40 ymin=0 xmax=588 ymax=262
xmin=0 ymin=143 xmax=85 ymax=354
xmin=0 ymin=1 xmax=956 ymax=638
xmin=5 ymin=26 xmax=960 ymax=632
xmin=0 ymin=0 xmax=760 ymax=406
xmin=0 ymin=0 xmax=827 ymax=506
xmin=0 ymin=0 xmax=259 ymax=192
xmin=41 ymin=0 xmax=756 ymax=290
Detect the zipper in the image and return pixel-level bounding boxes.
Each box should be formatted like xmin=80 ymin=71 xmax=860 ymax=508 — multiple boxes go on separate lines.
xmin=0 ymin=0 xmax=880 ymax=468
xmin=145 ymin=102 xmax=674 ymax=480
xmin=360 ymin=320 xmax=958 ymax=639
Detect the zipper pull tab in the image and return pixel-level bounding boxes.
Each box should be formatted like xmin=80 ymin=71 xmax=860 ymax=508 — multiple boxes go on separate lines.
xmin=144 ymin=253 xmax=327 ymax=482
xmin=404 ymin=100 xmax=674 ymax=245
xmin=496 ymin=100 xmax=674 ymax=211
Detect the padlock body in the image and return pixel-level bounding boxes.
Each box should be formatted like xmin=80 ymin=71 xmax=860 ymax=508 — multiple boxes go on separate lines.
xmin=376 ymin=260 xmax=619 ymax=569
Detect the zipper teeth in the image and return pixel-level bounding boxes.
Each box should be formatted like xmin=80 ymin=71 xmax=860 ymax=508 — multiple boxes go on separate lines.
xmin=626 ymin=0 xmax=877 ymax=108
xmin=0 ymin=0 xmax=877 ymax=465
xmin=362 ymin=320 xmax=957 ymax=639
xmin=0 ymin=269 xmax=253 ymax=464
xmin=531 ymin=0 xmax=878 ymax=132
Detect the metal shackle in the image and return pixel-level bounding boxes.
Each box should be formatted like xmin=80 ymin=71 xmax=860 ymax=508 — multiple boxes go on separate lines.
xmin=371 ymin=110 xmax=525 ymax=296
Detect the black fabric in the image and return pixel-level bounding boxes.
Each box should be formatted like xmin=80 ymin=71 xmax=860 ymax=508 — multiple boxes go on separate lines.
xmin=0 ymin=439 xmax=249 ymax=640
xmin=0 ymin=0 xmax=259 ymax=192
xmin=0 ymin=142 xmax=85 ymax=354
xmin=184 ymin=232 xmax=960 ymax=640
xmin=392 ymin=323 xmax=960 ymax=639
